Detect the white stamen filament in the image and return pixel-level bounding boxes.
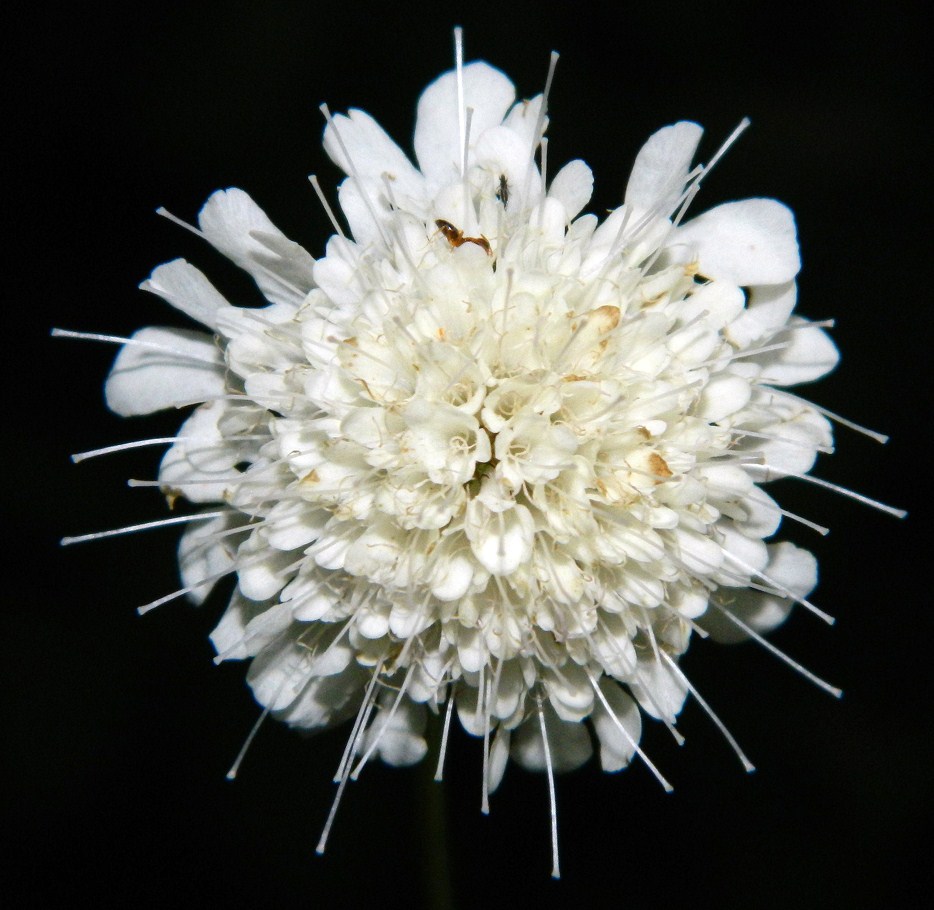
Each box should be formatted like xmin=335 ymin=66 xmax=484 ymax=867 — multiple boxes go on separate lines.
xmin=61 ymin=510 xmax=228 ymax=546
xmin=536 ymin=695 xmax=561 ymax=880
xmin=711 ymin=603 xmax=843 ymax=698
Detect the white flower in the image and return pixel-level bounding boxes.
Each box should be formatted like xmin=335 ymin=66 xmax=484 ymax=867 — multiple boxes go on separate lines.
xmin=65 ymin=42 xmax=905 ymax=878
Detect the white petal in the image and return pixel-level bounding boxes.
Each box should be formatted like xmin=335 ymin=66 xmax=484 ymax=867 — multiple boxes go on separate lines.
xmin=141 ymin=259 xmax=233 ymax=331
xmin=335 ymin=177 xmax=389 ymax=249
xmin=210 ymin=590 xmax=266 ymax=660
xmin=625 ymin=121 xmax=703 ymax=211
xmin=697 ymin=374 xmax=752 ymax=422
xmin=429 ymin=544 xmax=475 ymax=602
xmin=363 ymin=698 xmax=428 ymax=766
xmin=178 ymin=511 xmax=241 ymax=604
xmin=592 ymin=680 xmax=642 ymax=773
xmin=716 ymin=523 xmax=768 ymax=586
xmin=675 ymin=199 xmax=800 ymax=285
xmin=629 ymin=656 xmax=689 ymax=723
xmin=263 ymin=500 xmax=329 ymax=551
xmin=105 ymin=326 xmax=225 ymax=416
xmin=198 ymin=188 xmax=314 ymax=306
xmin=510 ymin=704 xmax=592 ymax=773
xmin=736 ymin=486 xmax=783 ymax=539
xmin=323 ymin=108 xmax=426 ymax=201
xmin=465 ymin=501 xmax=534 ymax=576
xmin=501 ymin=94 xmax=545 ymax=150
xmin=749 ymin=407 xmax=832 ymax=476
xmin=312 ymin=235 xmax=364 ymax=308
xmin=548 ymin=159 xmax=594 ymax=221
xmin=246 ymin=631 xmax=309 ymax=712
xmin=414 ymin=62 xmax=516 ymax=188
xmin=544 ymin=663 xmax=594 ymax=722
xmin=237 ymin=536 xmax=296 ymax=601
xmin=274 ymin=651 xmax=367 ymax=731
xmin=487 ymin=726 xmax=511 ymax=794
xmin=757 ymin=324 xmax=840 ymax=385
xmin=727 ymin=281 xmax=797 ymax=347
xmin=159 ymin=401 xmax=247 ymax=503
xmin=702 ymin=542 xmax=816 ymax=643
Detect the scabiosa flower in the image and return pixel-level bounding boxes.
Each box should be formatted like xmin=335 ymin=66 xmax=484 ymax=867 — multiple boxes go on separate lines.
xmin=60 ymin=32 xmax=904 ymax=877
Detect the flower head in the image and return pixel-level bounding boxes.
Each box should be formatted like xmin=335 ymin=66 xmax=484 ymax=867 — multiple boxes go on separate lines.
xmin=66 ymin=40 xmax=903 ymax=876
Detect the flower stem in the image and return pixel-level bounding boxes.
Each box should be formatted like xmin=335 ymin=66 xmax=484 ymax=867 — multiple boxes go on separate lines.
xmin=419 ymin=718 xmax=455 ymax=910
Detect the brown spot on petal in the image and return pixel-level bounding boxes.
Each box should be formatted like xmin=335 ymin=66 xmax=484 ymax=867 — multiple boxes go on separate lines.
xmin=301 ymin=469 xmax=320 ymax=485
xmin=590 ymin=305 xmax=620 ymax=332
xmin=636 ymin=426 xmax=652 ymax=440
xmin=649 ymin=453 xmax=673 ymax=479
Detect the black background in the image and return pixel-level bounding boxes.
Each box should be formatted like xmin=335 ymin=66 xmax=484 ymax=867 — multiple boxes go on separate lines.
xmin=8 ymin=2 xmax=931 ymax=907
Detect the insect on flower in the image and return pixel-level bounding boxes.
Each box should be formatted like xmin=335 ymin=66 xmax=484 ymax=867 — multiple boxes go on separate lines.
xmin=56 ymin=27 xmax=905 ymax=878
xmin=435 ymin=218 xmax=493 ymax=255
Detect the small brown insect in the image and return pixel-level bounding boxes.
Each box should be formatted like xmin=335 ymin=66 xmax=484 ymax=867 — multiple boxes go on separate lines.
xmin=434 ymin=219 xmax=492 ymax=256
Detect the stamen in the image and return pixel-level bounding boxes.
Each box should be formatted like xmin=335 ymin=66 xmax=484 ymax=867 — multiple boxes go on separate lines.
xmin=226 ymin=704 xmax=272 ymax=780
xmin=350 ymin=663 xmax=416 ymax=779
xmin=586 ymin=670 xmax=674 ymax=792
xmin=61 ymin=510 xmax=227 ymax=546
xmin=70 ymin=437 xmax=180 ymax=463
xmin=532 ymin=52 xmax=560 ymax=154
xmin=711 ymin=602 xmax=842 ymax=698
xmin=51 ymin=328 xmax=217 ymax=364
xmin=155 ymin=206 xmax=204 ymax=237
xmin=454 ymin=26 xmax=466 ymax=179
xmin=746 ymin=464 xmax=907 ymax=519
xmin=462 ymin=106 xmax=475 ymax=225
xmin=521 ymin=50 xmax=559 ymax=205
xmin=660 ymin=652 xmax=755 ymax=772
xmin=434 ymin=685 xmax=457 ymax=782
xmin=319 ymin=103 xmax=389 ymax=247
xmin=535 ymin=695 xmax=561 ymax=880
xmin=308 ymin=175 xmax=347 ymax=239
xmin=761 ymin=387 xmax=890 ymax=444
xmin=335 ymin=661 xmax=384 ymax=783
xmin=316 ymin=769 xmax=352 ymax=856
xmin=720 ymin=548 xmax=836 ymax=625
xmin=701 ymin=118 xmax=751 ymax=179
xmin=539 ymin=137 xmax=549 ymax=207
xmin=481 ymin=658 xmax=504 ymax=815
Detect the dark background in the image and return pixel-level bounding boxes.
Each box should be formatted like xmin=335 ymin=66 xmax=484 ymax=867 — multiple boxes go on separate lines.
xmin=8 ymin=2 xmax=930 ymax=907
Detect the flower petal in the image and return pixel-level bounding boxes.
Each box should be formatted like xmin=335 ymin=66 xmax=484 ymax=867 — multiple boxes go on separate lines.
xmin=757 ymin=323 xmax=840 ymax=386
xmin=198 ymin=188 xmax=315 ymax=306
xmin=675 ymin=199 xmax=801 ymax=285
xmin=548 ymin=160 xmax=594 ymax=221
xmin=105 ymin=326 xmax=225 ymax=416
xmin=159 ymin=401 xmax=252 ymax=503
xmin=701 ymin=542 xmax=817 ymax=643
xmin=592 ymin=680 xmax=642 ymax=773
xmin=510 ymin=703 xmax=592 ymax=773
xmin=414 ymin=62 xmax=516 ymax=189
xmin=625 ymin=121 xmax=703 ymax=212
xmin=141 ymin=259 xmax=234 ymax=331
xmin=178 ymin=510 xmax=241 ymax=604
xmin=362 ymin=698 xmax=428 ymax=766
xmin=323 ymin=108 xmax=426 ymax=201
